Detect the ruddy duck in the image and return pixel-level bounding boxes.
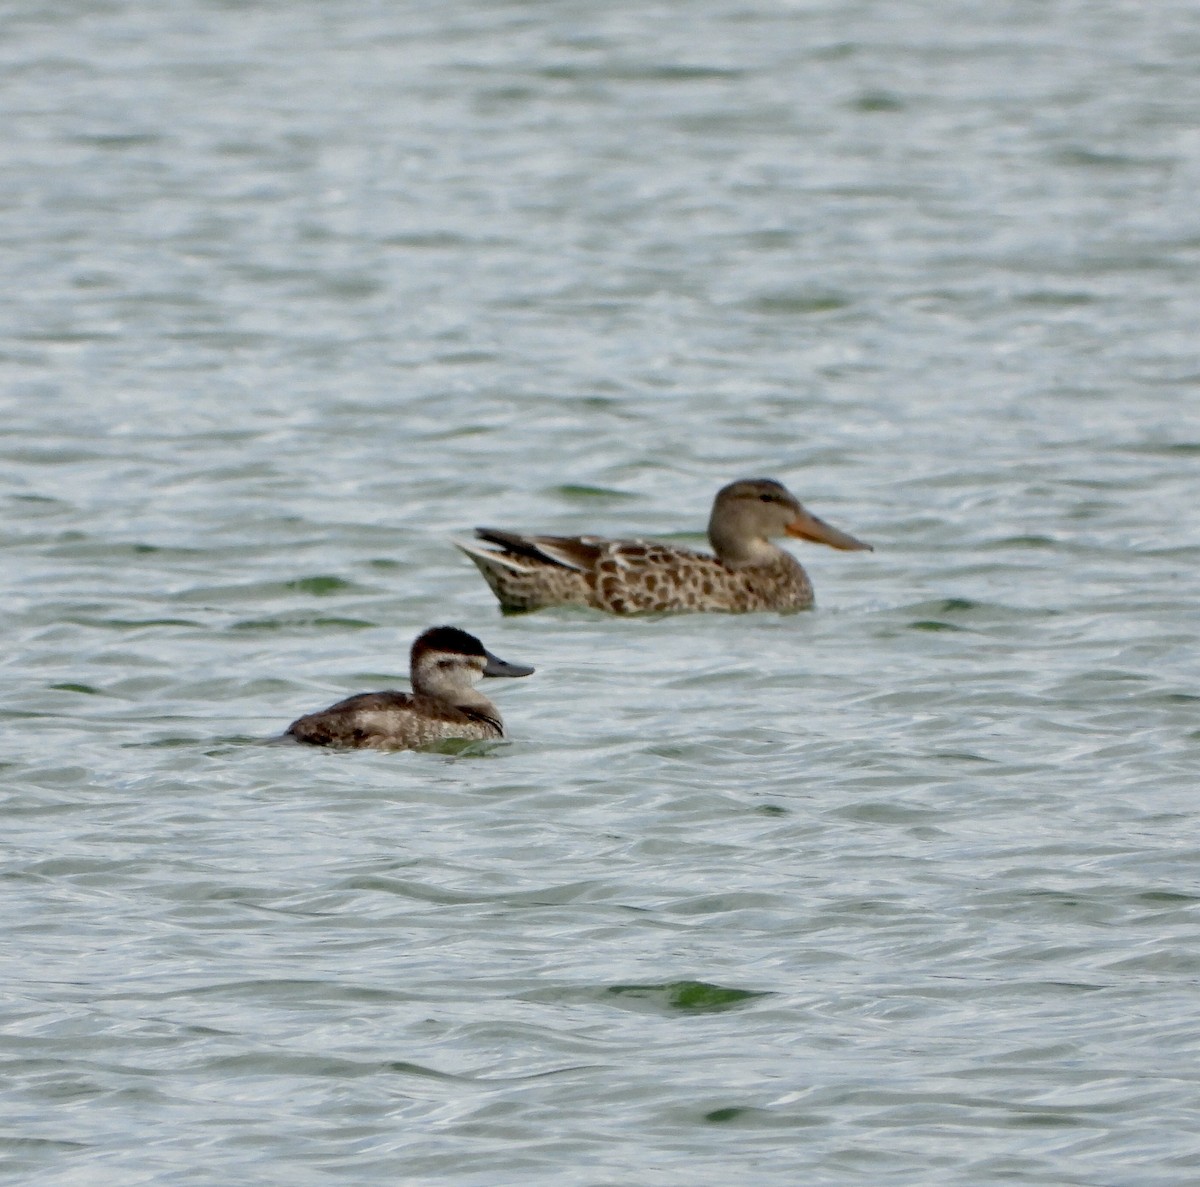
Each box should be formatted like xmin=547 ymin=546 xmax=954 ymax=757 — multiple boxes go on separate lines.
xmin=455 ymin=478 xmax=871 ymax=614
xmin=284 ymin=625 xmax=534 ymax=750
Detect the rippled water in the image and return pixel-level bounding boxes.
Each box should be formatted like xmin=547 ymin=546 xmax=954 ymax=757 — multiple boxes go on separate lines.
xmin=3 ymin=1 xmax=1200 ymax=1183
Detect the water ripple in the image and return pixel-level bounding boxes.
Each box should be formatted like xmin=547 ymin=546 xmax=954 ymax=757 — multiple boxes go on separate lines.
xmin=3 ymin=0 xmax=1200 ymax=1184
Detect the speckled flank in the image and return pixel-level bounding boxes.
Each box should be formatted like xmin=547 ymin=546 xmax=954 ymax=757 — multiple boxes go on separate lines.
xmin=468 ymin=553 xmax=594 ymax=613
xmin=460 ymin=535 xmax=816 ymax=613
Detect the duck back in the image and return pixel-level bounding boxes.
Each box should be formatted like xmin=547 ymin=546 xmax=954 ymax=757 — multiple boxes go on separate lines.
xmin=286 ymin=690 xmax=503 ymax=750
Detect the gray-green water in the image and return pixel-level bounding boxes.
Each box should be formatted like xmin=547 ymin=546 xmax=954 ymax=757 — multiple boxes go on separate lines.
xmin=3 ymin=1 xmax=1199 ymax=1184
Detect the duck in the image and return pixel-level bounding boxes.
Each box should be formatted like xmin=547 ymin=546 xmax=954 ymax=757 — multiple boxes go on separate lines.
xmin=284 ymin=625 xmax=534 ymax=750
xmin=455 ymin=478 xmax=871 ymax=615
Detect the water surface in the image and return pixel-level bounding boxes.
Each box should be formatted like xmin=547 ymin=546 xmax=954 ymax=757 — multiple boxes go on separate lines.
xmin=2 ymin=1 xmax=1199 ymax=1184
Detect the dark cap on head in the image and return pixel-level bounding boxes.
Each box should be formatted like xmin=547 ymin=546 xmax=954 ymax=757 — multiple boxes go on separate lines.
xmin=411 ymin=625 xmax=487 ymax=659
xmin=411 ymin=626 xmax=535 ymax=678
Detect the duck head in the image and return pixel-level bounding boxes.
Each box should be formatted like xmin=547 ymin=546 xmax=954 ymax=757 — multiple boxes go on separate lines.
xmin=708 ymin=478 xmax=872 ymax=567
xmin=410 ymin=626 xmax=535 ymax=699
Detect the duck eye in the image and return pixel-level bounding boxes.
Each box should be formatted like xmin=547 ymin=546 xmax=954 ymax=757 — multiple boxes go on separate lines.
xmin=758 ymin=493 xmax=774 ymax=503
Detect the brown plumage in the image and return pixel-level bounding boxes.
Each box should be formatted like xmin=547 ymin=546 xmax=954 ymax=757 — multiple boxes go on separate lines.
xmin=284 ymin=625 xmax=533 ymax=750
xmin=455 ymin=478 xmax=872 ymax=615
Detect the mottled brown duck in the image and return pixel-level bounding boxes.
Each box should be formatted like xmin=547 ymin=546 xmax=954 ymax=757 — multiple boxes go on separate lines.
xmin=284 ymin=626 xmax=534 ymax=750
xmin=455 ymin=478 xmax=871 ymax=615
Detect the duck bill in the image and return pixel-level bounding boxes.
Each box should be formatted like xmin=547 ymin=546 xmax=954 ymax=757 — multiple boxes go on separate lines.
xmin=482 ymin=650 xmax=535 ymax=678
xmin=785 ymin=510 xmax=872 ymax=552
